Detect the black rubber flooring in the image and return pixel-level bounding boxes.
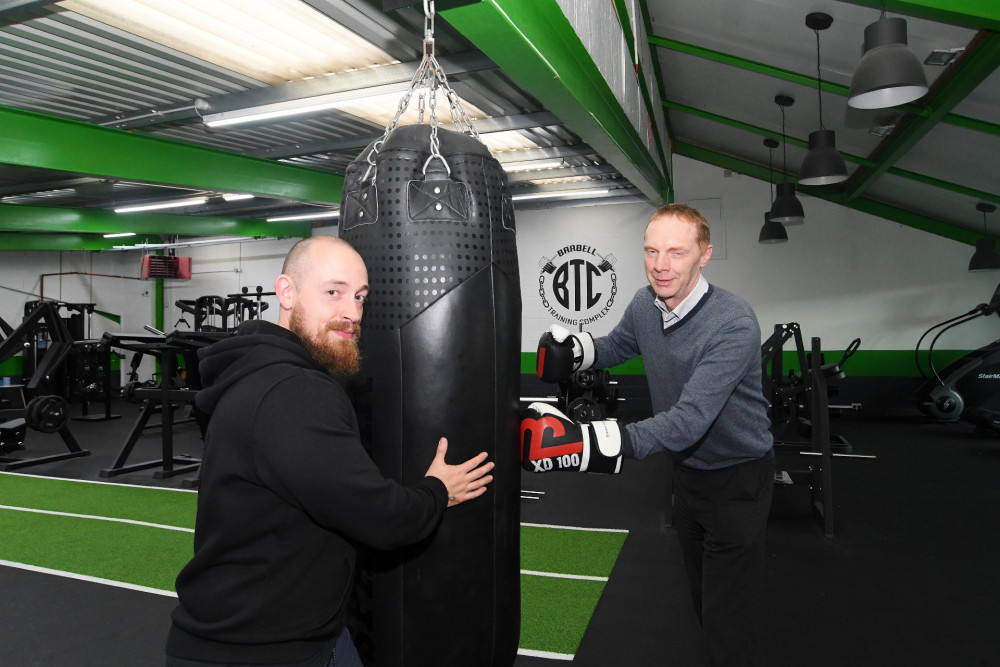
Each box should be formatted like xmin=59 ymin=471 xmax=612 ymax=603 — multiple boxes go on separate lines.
xmin=2 ymin=399 xmax=999 ymax=666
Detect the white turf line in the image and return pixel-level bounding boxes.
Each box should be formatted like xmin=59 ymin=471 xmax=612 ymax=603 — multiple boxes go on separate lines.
xmin=0 ymin=559 xmax=177 ymax=598
xmin=0 ymin=504 xmax=194 ymax=533
xmin=517 ymin=648 xmax=575 ymax=660
xmin=3 ymin=478 xmax=622 ymax=659
xmin=0 ymin=470 xmax=198 ymax=493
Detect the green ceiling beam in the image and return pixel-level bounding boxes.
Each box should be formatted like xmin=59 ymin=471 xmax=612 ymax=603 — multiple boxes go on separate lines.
xmin=612 ymin=0 xmax=672 ymax=187
xmin=0 ymin=233 xmax=160 ymax=251
xmin=844 ymin=31 xmax=1000 ymax=200
xmin=663 ymin=98 xmax=1000 ymax=205
xmin=839 ymin=0 xmax=1000 ymax=30
xmin=672 ymin=140 xmax=980 ymax=246
xmin=0 ymin=202 xmax=312 ymax=238
xmin=648 ymin=34 xmax=1000 ymax=135
xmin=441 ymin=0 xmax=669 ymax=203
xmin=0 ymin=105 xmax=343 ymax=204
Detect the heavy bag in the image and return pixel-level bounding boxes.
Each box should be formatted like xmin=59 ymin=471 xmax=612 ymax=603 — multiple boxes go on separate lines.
xmin=340 ymin=123 xmax=521 ymax=667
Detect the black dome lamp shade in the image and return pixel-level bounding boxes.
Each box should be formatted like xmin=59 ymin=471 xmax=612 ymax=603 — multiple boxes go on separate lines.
xmin=969 ymin=203 xmax=1000 ymax=272
xmin=799 ymin=12 xmax=849 ymax=186
xmin=848 ymin=15 xmax=928 ymax=109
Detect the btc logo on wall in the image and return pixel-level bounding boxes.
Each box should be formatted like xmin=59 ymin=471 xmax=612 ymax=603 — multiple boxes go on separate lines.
xmin=537 ymin=244 xmax=618 ymax=326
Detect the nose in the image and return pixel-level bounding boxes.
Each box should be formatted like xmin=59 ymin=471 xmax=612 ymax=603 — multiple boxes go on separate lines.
xmin=654 ymin=254 xmax=671 ymax=273
xmin=343 ymin=297 xmax=364 ymax=323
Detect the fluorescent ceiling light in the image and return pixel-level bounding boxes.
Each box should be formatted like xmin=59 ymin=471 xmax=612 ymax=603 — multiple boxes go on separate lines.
xmin=115 ymin=197 xmax=207 ymax=213
xmin=266 ymin=210 xmax=340 ymax=222
xmin=512 ymin=188 xmax=609 ymax=202
xmin=924 ymin=48 xmax=963 ymax=66
xmin=111 ymin=236 xmax=264 ymax=251
xmin=502 ymin=159 xmax=564 ymax=172
xmin=222 ymin=193 xmax=255 ymax=202
xmin=57 ymin=0 xmax=398 ymax=86
xmin=103 ymin=232 xmax=136 ymax=238
xmin=203 ymin=84 xmax=425 ymax=128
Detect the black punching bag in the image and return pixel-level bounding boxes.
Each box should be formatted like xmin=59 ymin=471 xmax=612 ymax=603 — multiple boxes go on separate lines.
xmin=340 ymin=123 xmax=521 ymax=667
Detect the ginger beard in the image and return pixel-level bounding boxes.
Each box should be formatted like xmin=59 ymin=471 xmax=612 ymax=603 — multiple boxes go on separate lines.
xmin=289 ymin=305 xmax=362 ymax=375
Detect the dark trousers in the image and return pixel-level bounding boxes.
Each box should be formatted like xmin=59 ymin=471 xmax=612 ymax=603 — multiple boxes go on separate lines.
xmin=674 ymin=454 xmax=774 ymax=667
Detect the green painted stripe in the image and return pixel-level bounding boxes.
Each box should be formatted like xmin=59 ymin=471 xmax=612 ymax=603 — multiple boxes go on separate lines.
xmin=442 ymin=0 xmax=668 ymax=202
xmin=0 ymin=233 xmax=161 ymax=251
xmin=838 ymin=0 xmax=1000 ymax=30
xmin=0 ymin=358 xmax=22 ymax=377
xmin=0 ymin=104 xmax=343 ymax=204
xmin=662 ymin=99 xmax=1000 ymax=204
xmin=846 ymin=32 xmax=1000 ymax=200
xmin=649 ymin=34 xmax=996 ymax=136
xmin=672 ymin=140 xmax=981 ymax=246
xmin=0 ymin=203 xmax=311 ymax=238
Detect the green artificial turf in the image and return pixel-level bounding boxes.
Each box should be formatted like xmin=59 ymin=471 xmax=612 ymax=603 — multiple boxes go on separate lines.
xmin=0 ymin=508 xmax=192 ymax=591
xmin=519 ymin=574 xmax=608 ymax=655
xmin=0 ymin=473 xmax=628 ymax=657
xmin=520 ymin=523 xmax=627 ymax=577
xmin=0 ymin=472 xmax=197 ymax=529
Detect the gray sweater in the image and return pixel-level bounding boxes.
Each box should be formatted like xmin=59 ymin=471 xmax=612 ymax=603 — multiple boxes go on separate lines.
xmin=594 ymin=284 xmax=773 ymax=470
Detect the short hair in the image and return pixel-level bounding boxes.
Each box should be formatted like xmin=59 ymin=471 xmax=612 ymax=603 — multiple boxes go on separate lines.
xmin=281 ymin=236 xmax=353 ymax=284
xmin=646 ymin=203 xmax=711 ymax=248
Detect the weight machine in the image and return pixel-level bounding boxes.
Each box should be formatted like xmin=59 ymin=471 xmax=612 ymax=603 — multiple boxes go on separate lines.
xmin=174 ymin=286 xmax=272 ymax=333
xmin=914 ymin=281 xmax=1000 ymax=432
xmin=761 ymin=323 xmax=869 ymax=537
xmin=0 ymin=302 xmax=90 ymax=470
xmin=100 ymin=330 xmax=227 ymax=479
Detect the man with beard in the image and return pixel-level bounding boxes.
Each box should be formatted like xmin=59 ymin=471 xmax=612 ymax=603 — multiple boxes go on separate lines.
xmin=166 ymin=236 xmax=494 ymax=667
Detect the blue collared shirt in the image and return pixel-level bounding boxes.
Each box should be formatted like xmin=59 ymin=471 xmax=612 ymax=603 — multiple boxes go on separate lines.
xmin=653 ymin=274 xmax=709 ymax=330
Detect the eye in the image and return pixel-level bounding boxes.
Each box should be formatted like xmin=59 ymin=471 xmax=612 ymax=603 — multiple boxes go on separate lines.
xmin=327 ymin=289 xmax=341 ymax=297
xmin=356 ymin=294 xmax=368 ymax=305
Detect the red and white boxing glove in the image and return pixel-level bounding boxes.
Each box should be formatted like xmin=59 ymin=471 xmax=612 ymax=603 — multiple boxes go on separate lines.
xmin=519 ymin=402 xmax=622 ymax=474
xmin=535 ymin=324 xmax=595 ymax=384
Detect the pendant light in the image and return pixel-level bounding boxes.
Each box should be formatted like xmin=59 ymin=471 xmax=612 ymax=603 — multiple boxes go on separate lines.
xmin=848 ymin=9 xmax=928 ymax=109
xmin=759 ymin=139 xmax=788 ymax=244
xmin=969 ymin=203 xmax=1000 ymax=272
xmin=799 ymin=12 xmax=848 ymax=186
xmin=769 ymin=94 xmax=804 ymax=224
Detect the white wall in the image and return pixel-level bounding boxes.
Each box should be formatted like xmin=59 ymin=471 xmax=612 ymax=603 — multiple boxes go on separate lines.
xmin=2 ymin=157 xmax=996 ymax=377
xmin=516 ymin=155 xmax=1000 ymax=355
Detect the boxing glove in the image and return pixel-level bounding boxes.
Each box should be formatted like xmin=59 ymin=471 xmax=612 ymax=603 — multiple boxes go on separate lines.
xmin=535 ymin=324 xmax=595 ymax=383
xmin=519 ymin=402 xmax=622 ymax=474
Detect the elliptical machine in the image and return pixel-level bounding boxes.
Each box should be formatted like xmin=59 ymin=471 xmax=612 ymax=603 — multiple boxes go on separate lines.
xmin=915 ymin=281 xmax=1000 ymax=432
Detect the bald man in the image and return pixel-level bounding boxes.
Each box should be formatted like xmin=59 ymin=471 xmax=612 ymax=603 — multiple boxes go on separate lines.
xmin=166 ymin=236 xmax=494 ymax=667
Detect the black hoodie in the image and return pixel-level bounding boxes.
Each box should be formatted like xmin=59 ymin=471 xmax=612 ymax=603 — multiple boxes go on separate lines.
xmin=167 ymin=320 xmax=447 ymax=664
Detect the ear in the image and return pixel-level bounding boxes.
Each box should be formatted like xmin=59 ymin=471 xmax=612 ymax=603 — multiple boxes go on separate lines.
xmin=699 ymin=244 xmax=714 ymax=267
xmin=275 ymin=274 xmax=297 ymax=310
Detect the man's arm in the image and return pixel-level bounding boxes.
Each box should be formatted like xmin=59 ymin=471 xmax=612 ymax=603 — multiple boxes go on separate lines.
xmin=625 ymin=315 xmax=761 ymax=459
xmin=254 ymin=375 xmax=452 ymax=550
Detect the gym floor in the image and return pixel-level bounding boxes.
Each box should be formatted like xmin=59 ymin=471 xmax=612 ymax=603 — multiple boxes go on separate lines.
xmin=1 ymin=396 xmax=997 ymax=667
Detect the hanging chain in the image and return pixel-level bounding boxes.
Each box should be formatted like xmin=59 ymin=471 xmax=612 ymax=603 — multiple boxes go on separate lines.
xmin=362 ymin=0 xmax=483 ymax=181
xmin=814 ymin=29 xmax=825 ymax=130
xmin=780 ymin=105 xmax=788 ymax=184
xmin=768 ymin=146 xmax=774 ymax=201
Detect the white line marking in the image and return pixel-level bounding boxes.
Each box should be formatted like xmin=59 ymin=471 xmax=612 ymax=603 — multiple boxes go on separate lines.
xmin=520 ymin=522 xmax=629 ymax=534
xmin=0 ymin=470 xmax=197 ymax=493
xmin=0 ymin=559 xmax=177 ymax=598
xmin=0 ymin=505 xmax=194 ymax=533
xmin=517 ymin=648 xmax=575 ymax=660
xmin=521 ymin=569 xmax=608 ymax=582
